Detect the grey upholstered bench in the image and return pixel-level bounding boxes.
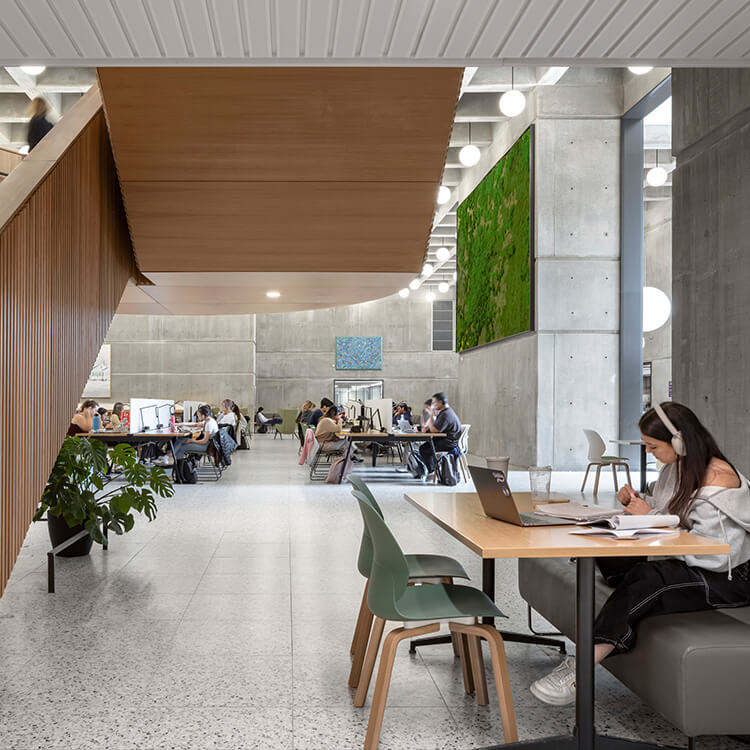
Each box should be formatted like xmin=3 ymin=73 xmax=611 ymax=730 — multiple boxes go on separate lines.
xmin=519 ymin=558 xmax=750 ymax=742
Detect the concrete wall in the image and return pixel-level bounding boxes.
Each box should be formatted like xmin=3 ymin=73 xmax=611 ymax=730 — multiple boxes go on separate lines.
xmin=255 ymin=296 xmax=458 ymax=412
xmin=105 ymin=314 xmax=256 ymax=410
xmin=672 ymin=69 xmax=750 ymax=473
xmin=457 ymin=68 xmax=621 ymax=469
xmin=643 ymin=200 xmax=672 ymax=405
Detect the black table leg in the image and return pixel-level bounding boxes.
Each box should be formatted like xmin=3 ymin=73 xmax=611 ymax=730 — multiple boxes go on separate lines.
xmin=338 ymin=438 xmax=354 ymax=484
xmin=372 ymin=442 xmax=378 ymax=468
xmin=640 ymin=444 xmax=647 ymax=493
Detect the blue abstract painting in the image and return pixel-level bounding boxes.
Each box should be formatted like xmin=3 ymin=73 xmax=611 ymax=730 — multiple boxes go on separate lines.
xmin=335 ymin=337 xmax=383 ymax=370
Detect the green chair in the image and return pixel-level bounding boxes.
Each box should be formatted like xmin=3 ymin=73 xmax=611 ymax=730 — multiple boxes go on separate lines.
xmin=347 ymin=476 xmax=469 ymax=688
xmin=352 ymin=489 xmax=518 ymax=750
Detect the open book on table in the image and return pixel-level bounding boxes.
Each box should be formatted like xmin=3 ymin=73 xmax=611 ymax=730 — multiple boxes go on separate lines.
xmin=569 ymin=514 xmax=680 ymax=539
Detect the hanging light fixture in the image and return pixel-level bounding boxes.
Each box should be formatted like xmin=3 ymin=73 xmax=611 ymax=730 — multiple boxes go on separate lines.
xmin=628 ymin=66 xmax=653 ymax=75
xmin=20 ymin=65 xmax=45 ymax=76
xmin=499 ymin=67 xmax=526 ymax=117
xmin=398 ymin=288 xmax=409 ymax=298
xmin=438 ymin=282 xmax=450 ymax=293
xmin=646 ymin=150 xmax=668 ymax=187
xmin=437 ymin=185 xmax=451 ymax=205
xmin=422 ymin=263 xmax=434 ymax=277
xmin=409 ymin=278 xmax=421 ymax=291
xmin=435 ymin=246 xmax=451 ymax=262
xmin=452 ymin=271 xmax=457 ymax=282
xmin=458 ymin=123 xmax=481 ymax=167
xmin=426 ymin=291 xmax=436 ymax=302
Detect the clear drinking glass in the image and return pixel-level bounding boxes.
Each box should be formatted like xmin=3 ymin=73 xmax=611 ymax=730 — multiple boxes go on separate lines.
xmin=529 ymin=465 xmax=552 ymax=497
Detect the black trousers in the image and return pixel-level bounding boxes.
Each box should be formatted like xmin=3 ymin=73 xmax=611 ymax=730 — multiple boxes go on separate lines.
xmin=593 ymin=556 xmax=750 ymax=654
xmin=419 ymin=438 xmax=456 ymax=472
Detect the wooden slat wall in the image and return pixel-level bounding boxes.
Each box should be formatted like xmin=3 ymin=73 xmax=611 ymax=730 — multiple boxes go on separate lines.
xmin=0 ymin=147 xmax=23 ymax=183
xmin=0 ymin=111 xmax=133 ymax=596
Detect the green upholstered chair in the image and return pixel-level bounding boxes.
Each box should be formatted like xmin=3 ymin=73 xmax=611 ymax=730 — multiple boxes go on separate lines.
xmin=351 ymin=489 xmax=517 ymax=750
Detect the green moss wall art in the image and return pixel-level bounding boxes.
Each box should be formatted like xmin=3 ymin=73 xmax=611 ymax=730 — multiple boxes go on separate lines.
xmin=456 ymin=127 xmax=532 ymax=351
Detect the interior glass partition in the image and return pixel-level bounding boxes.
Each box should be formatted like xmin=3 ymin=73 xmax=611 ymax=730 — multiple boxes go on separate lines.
xmin=333 ymin=379 xmax=384 ymax=406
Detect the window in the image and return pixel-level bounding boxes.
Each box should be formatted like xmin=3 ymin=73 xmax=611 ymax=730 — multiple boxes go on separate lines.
xmin=333 ymin=380 xmax=384 ymax=406
xmin=432 ymin=300 xmax=454 ymax=351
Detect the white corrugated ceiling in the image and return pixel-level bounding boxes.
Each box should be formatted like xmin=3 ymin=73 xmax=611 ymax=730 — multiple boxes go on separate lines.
xmin=0 ymin=0 xmax=749 ymax=66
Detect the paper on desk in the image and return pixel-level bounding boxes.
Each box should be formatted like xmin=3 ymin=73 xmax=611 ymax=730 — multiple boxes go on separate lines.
xmin=580 ymin=514 xmax=680 ymax=530
xmin=534 ymin=502 xmax=619 ymax=522
xmin=569 ymin=527 xmax=678 ymax=540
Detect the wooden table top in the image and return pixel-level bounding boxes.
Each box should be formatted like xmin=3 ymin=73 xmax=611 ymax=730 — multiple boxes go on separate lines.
xmin=404 ymin=491 xmax=730 ymax=560
xmin=337 ymin=431 xmax=446 ymax=440
xmin=81 ymin=431 xmax=188 ymax=439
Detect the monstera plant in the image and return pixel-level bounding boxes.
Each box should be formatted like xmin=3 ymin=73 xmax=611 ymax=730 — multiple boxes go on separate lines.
xmin=35 ymin=436 xmax=174 ymax=555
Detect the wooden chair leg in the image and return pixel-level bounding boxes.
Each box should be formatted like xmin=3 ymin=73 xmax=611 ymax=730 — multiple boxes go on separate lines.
xmin=611 ymin=463 xmax=619 ymax=491
xmin=450 ymin=622 xmax=518 ymax=744
xmin=354 ymin=617 xmax=385 ymax=707
xmin=593 ymin=464 xmax=602 ymax=494
xmin=455 ymin=632 xmax=474 ymax=695
xmin=450 ymin=632 xmax=460 ymax=657
xmin=363 ymin=623 xmax=439 ymax=750
xmin=349 ymin=583 xmax=374 ymax=688
xmin=581 ymin=463 xmax=592 ymax=492
xmin=467 ymin=634 xmax=489 ymax=706
xmin=351 ymin=582 xmax=370 ymax=654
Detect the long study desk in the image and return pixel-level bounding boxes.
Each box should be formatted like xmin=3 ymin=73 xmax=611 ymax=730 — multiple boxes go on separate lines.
xmin=404 ymin=490 xmax=729 ymax=750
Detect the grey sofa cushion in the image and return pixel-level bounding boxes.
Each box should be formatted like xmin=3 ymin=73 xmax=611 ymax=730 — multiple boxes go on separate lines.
xmin=519 ymin=557 xmax=750 ymax=737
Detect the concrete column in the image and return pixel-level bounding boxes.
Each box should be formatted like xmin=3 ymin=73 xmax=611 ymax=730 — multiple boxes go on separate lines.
xmin=672 ymin=69 xmax=750 ymax=472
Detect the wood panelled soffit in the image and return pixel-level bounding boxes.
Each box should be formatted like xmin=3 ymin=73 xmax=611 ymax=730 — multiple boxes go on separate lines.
xmin=98 ymin=67 xmax=461 ymax=310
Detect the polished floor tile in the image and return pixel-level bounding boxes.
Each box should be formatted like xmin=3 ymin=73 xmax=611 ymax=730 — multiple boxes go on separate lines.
xmin=0 ymin=437 xmax=726 ymax=749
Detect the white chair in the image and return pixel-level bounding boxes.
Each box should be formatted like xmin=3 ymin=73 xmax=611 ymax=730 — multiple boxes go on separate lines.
xmin=581 ymin=429 xmax=632 ymax=493
xmin=433 ymin=423 xmax=471 ymax=484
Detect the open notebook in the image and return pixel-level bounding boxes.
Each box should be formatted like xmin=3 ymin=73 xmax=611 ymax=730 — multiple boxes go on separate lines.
xmin=570 ymin=514 xmax=680 ymax=539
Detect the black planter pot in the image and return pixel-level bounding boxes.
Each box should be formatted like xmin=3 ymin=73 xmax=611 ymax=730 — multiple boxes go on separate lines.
xmin=47 ymin=514 xmax=94 ymax=557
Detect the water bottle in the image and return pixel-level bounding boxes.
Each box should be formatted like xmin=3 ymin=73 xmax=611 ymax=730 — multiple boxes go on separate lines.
xmin=169 ymin=415 xmax=176 ymax=432
xmin=92 ymin=414 xmax=101 ymax=431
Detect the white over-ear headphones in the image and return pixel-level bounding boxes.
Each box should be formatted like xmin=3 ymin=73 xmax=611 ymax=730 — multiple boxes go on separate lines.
xmin=653 ymin=402 xmax=687 ymax=456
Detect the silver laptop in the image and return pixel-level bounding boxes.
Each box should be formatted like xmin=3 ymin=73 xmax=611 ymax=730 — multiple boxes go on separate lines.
xmin=469 ymin=465 xmax=575 ymax=527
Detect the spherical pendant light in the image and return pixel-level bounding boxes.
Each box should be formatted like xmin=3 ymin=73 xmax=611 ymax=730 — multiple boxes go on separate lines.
xmin=398 ymin=288 xmax=409 ymax=298
xmin=628 ymin=66 xmax=653 ymax=75
xmin=422 ymin=263 xmax=434 ymax=277
xmin=426 ymin=291 xmax=436 ymax=302
xmin=21 ymin=66 xmax=45 ymax=76
xmin=646 ymin=166 xmax=668 ymax=187
xmin=409 ymin=278 xmax=421 ymax=291
xmin=438 ymin=282 xmax=449 ymax=293
xmin=459 ymin=144 xmax=481 ymax=167
xmin=643 ymin=287 xmax=671 ymax=332
xmin=499 ymin=89 xmax=526 ymax=117
xmin=452 ymin=271 xmax=457 ymax=282
xmin=437 ymin=185 xmax=451 ymax=205
xmin=435 ymin=246 xmax=451 ymax=262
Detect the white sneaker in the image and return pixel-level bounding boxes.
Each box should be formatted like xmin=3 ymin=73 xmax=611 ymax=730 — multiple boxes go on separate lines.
xmin=530 ymin=656 xmax=576 ymax=705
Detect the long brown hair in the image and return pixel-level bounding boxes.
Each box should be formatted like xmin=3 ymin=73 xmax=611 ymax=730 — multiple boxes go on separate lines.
xmin=27 ymin=97 xmax=48 ymax=118
xmin=638 ymin=402 xmax=734 ymax=523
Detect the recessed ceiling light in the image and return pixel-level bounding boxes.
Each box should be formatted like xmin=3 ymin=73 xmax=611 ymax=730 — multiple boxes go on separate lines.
xmin=426 ymin=291 xmax=436 ymax=302
xmin=422 ymin=263 xmax=435 ymax=277
xmin=409 ymin=278 xmax=421 ymax=291
xmin=628 ymin=66 xmax=653 ymax=75
xmin=20 ymin=66 xmax=45 ymax=76
xmin=459 ymin=144 xmax=481 ymax=167
xmin=398 ymin=288 xmax=409 ymax=298
xmin=266 ymin=291 xmax=281 ymax=298
xmin=437 ymin=185 xmax=451 ymax=205
xmin=438 ymin=282 xmax=449 ymax=293
xmin=435 ymin=246 xmax=451 ymax=262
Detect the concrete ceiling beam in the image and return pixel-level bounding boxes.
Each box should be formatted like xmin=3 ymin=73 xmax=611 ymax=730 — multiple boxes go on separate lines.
xmin=3 ymin=67 xmax=61 ymax=120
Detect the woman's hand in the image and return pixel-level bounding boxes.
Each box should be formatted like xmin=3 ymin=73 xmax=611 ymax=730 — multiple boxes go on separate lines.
xmin=617 ymin=484 xmax=639 ymax=507
xmin=624 ymin=496 xmax=652 ymax=515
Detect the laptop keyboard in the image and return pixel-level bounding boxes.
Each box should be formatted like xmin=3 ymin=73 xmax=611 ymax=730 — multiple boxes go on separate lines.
xmin=519 ymin=512 xmax=572 ymax=526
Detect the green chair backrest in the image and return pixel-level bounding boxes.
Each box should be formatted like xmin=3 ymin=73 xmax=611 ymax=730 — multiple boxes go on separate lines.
xmin=349 ymin=477 xmax=384 ymax=579
xmin=278 ymin=408 xmax=298 ymax=434
xmin=352 ymin=490 xmax=409 ymax=621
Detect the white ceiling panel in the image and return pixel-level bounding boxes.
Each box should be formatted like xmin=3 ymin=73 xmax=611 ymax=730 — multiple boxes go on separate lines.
xmin=387 ymin=0 xmax=430 ymax=58
xmin=246 ymin=0 xmax=273 ymax=58
xmin=304 ymin=0 xmax=334 ymax=58
xmin=0 ymin=0 xmax=750 ymax=65
xmin=210 ymin=0 xmax=246 ymax=58
xmin=111 ymin=0 xmax=162 ymax=58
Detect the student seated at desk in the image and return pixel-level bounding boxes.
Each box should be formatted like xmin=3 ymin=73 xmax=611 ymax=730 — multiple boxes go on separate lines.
xmin=296 ymin=400 xmax=315 ymax=425
xmin=307 ymin=398 xmax=333 ymax=428
xmin=531 ymin=401 xmax=750 ymax=706
xmin=107 ymin=402 xmax=125 ymax=431
xmin=419 ymin=392 xmax=461 ymax=472
xmin=392 ymin=402 xmax=412 ymax=426
xmin=67 ymin=400 xmax=98 ymax=436
xmin=173 ymin=405 xmax=218 ymax=461
xmin=419 ymin=399 xmax=432 ymax=432
xmin=315 ymin=406 xmax=363 ymax=461
xmin=218 ymin=399 xmax=237 ymax=428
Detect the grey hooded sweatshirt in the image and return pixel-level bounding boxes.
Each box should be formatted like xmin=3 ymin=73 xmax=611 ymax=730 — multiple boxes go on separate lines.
xmin=646 ymin=462 xmax=750 ymax=574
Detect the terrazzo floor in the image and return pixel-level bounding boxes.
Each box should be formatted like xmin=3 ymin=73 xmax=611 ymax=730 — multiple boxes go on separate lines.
xmin=0 ymin=437 xmax=744 ymax=750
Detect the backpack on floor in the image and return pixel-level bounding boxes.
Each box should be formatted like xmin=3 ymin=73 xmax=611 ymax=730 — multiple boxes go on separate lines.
xmin=139 ymin=441 xmax=161 ymax=462
xmin=173 ymin=456 xmax=198 ymax=484
xmin=407 ymin=451 xmax=428 ymax=479
xmin=325 ymin=454 xmax=354 ymax=484
xmin=436 ymin=453 xmax=459 ymax=486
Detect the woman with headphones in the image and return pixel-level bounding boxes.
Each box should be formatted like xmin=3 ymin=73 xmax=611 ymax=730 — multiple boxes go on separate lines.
xmin=531 ymin=401 xmax=750 ymax=706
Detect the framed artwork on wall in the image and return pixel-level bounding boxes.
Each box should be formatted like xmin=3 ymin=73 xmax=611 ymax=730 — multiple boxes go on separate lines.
xmin=82 ymin=343 xmax=111 ymax=398
xmin=335 ymin=336 xmax=383 ymax=370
